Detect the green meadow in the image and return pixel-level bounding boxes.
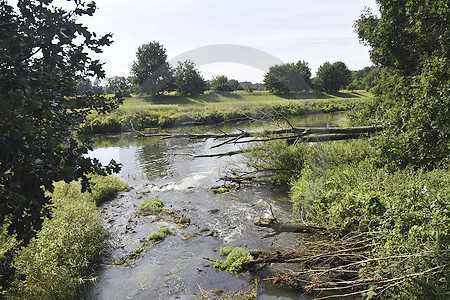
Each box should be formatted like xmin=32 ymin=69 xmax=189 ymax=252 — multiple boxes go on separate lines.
xmin=82 ymin=90 xmax=372 ymax=134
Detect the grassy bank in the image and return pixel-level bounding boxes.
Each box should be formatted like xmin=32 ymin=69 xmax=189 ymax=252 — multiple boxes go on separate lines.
xmin=244 ymin=139 xmax=449 ymax=298
xmin=1 ymin=175 xmax=127 ymax=300
xmin=81 ymin=90 xmax=372 ymax=134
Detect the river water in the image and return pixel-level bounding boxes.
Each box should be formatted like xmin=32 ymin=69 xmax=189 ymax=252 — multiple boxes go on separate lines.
xmin=86 ymin=113 xmax=345 ymax=300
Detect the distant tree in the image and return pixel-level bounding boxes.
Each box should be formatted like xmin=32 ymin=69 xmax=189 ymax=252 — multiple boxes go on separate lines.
xmin=173 ymin=60 xmax=207 ymax=95
xmin=313 ymin=61 xmax=351 ymax=92
xmin=0 ymin=0 xmax=122 ymax=247
xmin=77 ymin=78 xmax=104 ymax=95
xmin=130 ymin=41 xmax=173 ymax=99
xmin=77 ymin=78 xmax=94 ymax=95
xmin=210 ymin=75 xmax=232 ymax=92
xmin=263 ymin=61 xmax=312 ymax=94
xmin=105 ymin=76 xmax=131 ymax=96
xmin=253 ymin=83 xmax=266 ymax=91
xmin=240 ymin=81 xmax=254 ymax=92
xmin=348 ymin=66 xmax=381 ymax=91
xmin=227 ymin=79 xmax=240 ymax=91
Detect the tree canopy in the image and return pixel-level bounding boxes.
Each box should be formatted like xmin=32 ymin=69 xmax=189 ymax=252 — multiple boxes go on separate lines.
xmin=105 ymin=76 xmax=132 ymax=96
xmin=263 ymin=61 xmax=312 ymax=94
xmin=313 ymin=61 xmax=351 ymax=92
xmin=353 ymin=0 xmax=449 ymax=169
xmin=130 ymin=41 xmax=173 ymax=99
xmin=0 ymin=0 xmax=122 ymax=242
xmin=354 ymin=0 xmax=449 ymax=76
xmin=210 ymin=75 xmax=233 ymax=92
xmin=173 ymin=60 xmax=207 ymax=95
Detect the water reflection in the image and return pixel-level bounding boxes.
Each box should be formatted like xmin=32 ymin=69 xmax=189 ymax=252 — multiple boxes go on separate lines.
xmin=87 ymin=112 xmax=345 ymax=299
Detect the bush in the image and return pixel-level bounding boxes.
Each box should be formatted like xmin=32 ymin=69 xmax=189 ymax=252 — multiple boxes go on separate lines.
xmin=349 ymin=58 xmax=450 ymax=170
xmin=6 ymin=176 xmax=126 ymax=300
xmin=88 ymin=175 xmax=128 ymax=205
xmin=288 ymin=140 xmax=449 ymax=298
xmin=244 ymin=140 xmax=308 ymax=184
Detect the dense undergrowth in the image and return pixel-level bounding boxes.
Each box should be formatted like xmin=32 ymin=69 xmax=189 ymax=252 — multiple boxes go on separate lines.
xmin=80 ymin=94 xmax=369 ymax=134
xmin=245 ymin=139 xmax=449 ymax=298
xmin=0 ymin=175 xmax=127 ymax=300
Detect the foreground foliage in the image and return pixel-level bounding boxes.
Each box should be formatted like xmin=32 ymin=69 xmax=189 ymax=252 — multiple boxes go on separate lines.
xmin=245 ymin=140 xmax=449 ymax=298
xmin=0 ymin=0 xmax=122 ymax=243
xmin=1 ymin=175 xmax=126 ymax=299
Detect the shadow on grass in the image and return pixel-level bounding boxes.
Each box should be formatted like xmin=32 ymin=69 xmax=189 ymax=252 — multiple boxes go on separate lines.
xmin=143 ymin=92 xmax=245 ymax=105
xmin=276 ymin=91 xmax=364 ymax=100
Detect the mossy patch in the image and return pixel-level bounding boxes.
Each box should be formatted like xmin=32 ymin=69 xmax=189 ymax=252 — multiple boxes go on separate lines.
xmin=136 ymin=198 xmax=177 ymax=219
xmin=146 ymin=227 xmax=171 ymax=244
xmin=138 ymin=197 xmax=165 ymax=212
xmin=214 ymin=246 xmax=253 ymax=274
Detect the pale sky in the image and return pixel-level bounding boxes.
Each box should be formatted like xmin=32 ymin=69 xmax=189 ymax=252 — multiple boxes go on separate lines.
xmin=9 ymin=0 xmax=379 ymax=82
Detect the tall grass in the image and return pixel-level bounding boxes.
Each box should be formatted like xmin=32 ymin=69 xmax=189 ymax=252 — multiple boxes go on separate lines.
xmin=5 ymin=175 xmax=127 ymax=300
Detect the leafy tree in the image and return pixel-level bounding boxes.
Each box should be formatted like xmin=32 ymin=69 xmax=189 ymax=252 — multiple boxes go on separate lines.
xmin=313 ymin=61 xmax=351 ymax=92
xmin=76 ymin=78 xmax=104 ymax=95
xmin=354 ymin=1 xmax=449 ymax=76
xmin=173 ymin=60 xmax=207 ymax=95
xmin=354 ymin=0 xmax=450 ymax=170
xmin=0 ymin=0 xmax=122 ymax=245
xmin=130 ymin=41 xmax=173 ymax=99
xmin=240 ymin=81 xmax=255 ymax=92
xmin=227 ymin=79 xmax=240 ymax=91
xmin=348 ymin=66 xmax=381 ymax=91
xmin=263 ymin=61 xmax=312 ymax=94
xmin=210 ymin=75 xmax=232 ymax=92
xmin=253 ymin=83 xmax=266 ymax=91
xmin=105 ymin=76 xmax=131 ymax=96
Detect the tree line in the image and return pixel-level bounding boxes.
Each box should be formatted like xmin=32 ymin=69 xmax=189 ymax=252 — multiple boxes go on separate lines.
xmin=78 ymin=41 xmax=381 ymax=97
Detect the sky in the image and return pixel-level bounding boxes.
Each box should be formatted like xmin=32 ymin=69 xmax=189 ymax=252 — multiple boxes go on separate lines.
xmin=9 ymin=0 xmax=380 ymax=83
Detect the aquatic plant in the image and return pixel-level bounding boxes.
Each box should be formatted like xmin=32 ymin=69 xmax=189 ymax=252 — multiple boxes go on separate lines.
xmin=146 ymin=227 xmax=172 ymax=244
xmin=138 ymin=197 xmax=166 ymax=212
xmin=214 ymin=246 xmax=253 ymax=274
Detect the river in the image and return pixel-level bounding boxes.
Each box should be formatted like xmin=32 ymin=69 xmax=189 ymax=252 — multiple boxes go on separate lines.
xmin=86 ymin=112 xmax=346 ymax=300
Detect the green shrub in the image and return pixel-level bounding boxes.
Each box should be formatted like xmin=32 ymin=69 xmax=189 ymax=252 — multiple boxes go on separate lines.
xmin=214 ymin=246 xmax=253 ymax=274
xmin=138 ymin=197 xmax=166 ymax=212
xmin=146 ymin=227 xmax=171 ymax=244
xmin=88 ymin=175 xmax=128 ymax=205
xmin=6 ymin=176 xmax=126 ymax=300
xmin=349 ymin=58 xmax=450 ymax=170
xmin=244 ymin=140 xmax=308 ymax=184
xmin=0 ymin=222 xmax=18 ymax=295
xmin=288 ymin=140 xmax=449 ymax=298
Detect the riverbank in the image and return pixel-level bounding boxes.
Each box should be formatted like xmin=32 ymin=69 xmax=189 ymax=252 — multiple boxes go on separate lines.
xmin=80 ymin=90 xmax=372 ymax=134
xmin=239 ymin=138 xmax=449 ymax=298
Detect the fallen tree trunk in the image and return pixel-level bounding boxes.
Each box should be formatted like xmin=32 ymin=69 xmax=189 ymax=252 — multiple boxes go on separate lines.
xmin=254 ymin=218 xmax=329 ymax=234
xmin=162 ymin=150 xmax=244 ymax=158
xmin=135 ymin=126 xmax=383 ymax=144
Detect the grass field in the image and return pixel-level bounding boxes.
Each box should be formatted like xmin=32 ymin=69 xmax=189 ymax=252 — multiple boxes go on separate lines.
xmin=121 ymin=90 xmax=372 ymax=109
xmin=81 ymin=90 xmax=373 ymax=134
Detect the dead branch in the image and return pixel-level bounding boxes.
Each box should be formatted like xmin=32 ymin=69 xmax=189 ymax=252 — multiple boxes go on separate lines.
xmin=254 ymin=219 xmax=329 ymax=234
xmin=133 ymin=126 xmax=383 ymax=148
xmin=163 ymin=150 xmax=244 ymax=158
